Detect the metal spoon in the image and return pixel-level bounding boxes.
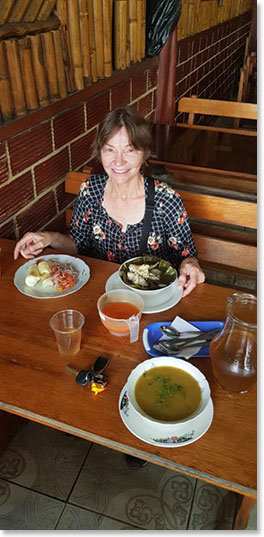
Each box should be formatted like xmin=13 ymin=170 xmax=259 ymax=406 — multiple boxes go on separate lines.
xmin=153 ymin=327 xmax=220 ymax=347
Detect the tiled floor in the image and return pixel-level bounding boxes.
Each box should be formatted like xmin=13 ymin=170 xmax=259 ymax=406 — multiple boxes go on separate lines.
xmin=0 ymin=420 xmax=257 ymax=530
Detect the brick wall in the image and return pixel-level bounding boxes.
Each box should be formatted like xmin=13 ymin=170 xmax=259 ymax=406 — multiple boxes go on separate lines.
xmin=0 ymin=62 xmax=158 ymax=240
xmin=175 ymin=12 xmax=252 ymax=122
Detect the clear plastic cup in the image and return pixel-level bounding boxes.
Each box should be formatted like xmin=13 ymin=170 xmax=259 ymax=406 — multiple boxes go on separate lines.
xmin=50 ymin=309 xmax=85 ymax=358
xmin=97 ymin=289 xmax=144 ymax=343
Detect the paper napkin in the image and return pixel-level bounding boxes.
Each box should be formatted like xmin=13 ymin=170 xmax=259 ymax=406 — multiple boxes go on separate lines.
xmin=159 ymin=316 xmax=202 ymax=359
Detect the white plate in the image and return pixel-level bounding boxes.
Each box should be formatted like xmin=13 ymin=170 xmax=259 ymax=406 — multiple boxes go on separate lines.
xmin=105 ymin=271 xmax=183 ymax=314
xmin=14 ymin=254 xmax=90 ymax=299
xmin=119 ymin=384 xmax=214 ymax=447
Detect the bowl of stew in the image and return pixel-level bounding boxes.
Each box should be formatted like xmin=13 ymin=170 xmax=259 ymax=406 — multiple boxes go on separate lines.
xmin=118 ymin=255 xmax=179 ymax=308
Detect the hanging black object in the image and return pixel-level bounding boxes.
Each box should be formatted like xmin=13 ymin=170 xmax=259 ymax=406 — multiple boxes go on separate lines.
xmin=146 ymin=0 xmax=181 ymax=57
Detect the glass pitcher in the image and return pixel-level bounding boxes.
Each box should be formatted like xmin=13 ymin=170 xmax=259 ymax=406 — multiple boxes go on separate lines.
xmin=210 ymin=293 xmax=257 ymax=393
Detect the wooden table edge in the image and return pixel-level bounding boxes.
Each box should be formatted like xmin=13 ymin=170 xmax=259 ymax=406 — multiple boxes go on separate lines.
xmin=0 ymin=401 xmax=257 ymax=501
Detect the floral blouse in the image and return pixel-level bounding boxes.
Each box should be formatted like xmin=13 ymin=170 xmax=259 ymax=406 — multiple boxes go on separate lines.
xmin=69 ymin=173 xmax=197 ymax=269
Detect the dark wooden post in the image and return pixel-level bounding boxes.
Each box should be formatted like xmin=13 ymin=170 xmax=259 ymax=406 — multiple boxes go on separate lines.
xmin=156 ymin=25 xmax=177 ymax=125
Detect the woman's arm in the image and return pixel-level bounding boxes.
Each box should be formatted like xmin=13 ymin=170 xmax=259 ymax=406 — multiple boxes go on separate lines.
xmin=14 ymin=231 xmax=77 ymax=259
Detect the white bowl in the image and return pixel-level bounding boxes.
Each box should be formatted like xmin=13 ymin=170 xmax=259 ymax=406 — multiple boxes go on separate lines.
xmin=118 ymin=257 xmax=178 ymax=308
xmin=126 ymin=357 xmax=211 ymax=433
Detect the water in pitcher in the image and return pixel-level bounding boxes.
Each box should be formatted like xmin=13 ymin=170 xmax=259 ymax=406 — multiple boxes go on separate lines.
xmin=210 ymin=293 xmax=257 ymax=393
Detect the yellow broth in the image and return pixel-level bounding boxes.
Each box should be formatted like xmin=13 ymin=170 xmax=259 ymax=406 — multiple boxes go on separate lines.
xmin=135 ymin=366 xmax=201 ymax=421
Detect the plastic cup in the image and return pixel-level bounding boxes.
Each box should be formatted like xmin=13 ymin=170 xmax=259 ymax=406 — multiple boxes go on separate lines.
xmin=97 ymin=289 xmax=144 ymax=343
xmin=50 ymin=309 xmax=85 ymax=358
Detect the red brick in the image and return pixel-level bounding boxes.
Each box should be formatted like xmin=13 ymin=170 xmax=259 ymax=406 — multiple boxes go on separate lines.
xmin=0 ymin=171 xmax=34 ymax=224
xmin=16 ymin=191 xmax=57 ymax=237
xmin=86 ymin=91 xmax=110 ymax=130
xmin=131 ymin=71 xmax=147 ymax=101
xmin=111 ymin=80 xmax=131 ymax=109
xmin=34 ymin=148 xmax=70 ymax=195
xmin=0 ymin=143 xmax=9 ymax=185
xmin=0 ymin=218 xmax=16 ymax=240
xmin=147 ymin=66 xmax=158 ymax=90
xmin=137 ymin=93 xmax=153 ymax=117
xmin=8 ymin=122 xmax=52 ymax=175
xmin=53 ymin=105 xmax=85 ymax=149
xmin=70 ymin=130 xmax=96 ymax=170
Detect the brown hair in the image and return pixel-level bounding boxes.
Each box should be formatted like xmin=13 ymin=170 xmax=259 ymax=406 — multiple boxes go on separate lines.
xmin=91 ymin=105 xmax=153 ymax=163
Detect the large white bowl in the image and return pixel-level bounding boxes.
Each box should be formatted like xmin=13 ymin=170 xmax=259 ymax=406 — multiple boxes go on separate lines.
xmin=126 ymin=357 xmax=211 ymax=433
xmin=118 ymin=257 xmax=178 ymax=309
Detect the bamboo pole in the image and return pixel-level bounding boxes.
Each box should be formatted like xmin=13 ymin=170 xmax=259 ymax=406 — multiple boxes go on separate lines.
xmin=52 ymin=29 xmax=68 ymax=98
xmin=55 ymin=0 xmax=75 ymax=91
xmin=42 ymin=31 xmax=59 ymax=101
xmin=0 ymin=0 xmax=16 ymax=24
xmin=126 ymin=0 xmax=130 ymax=66
xmin=29 ymin=33 xmax=50 ymax=106
xmin=102 ymin=0 xmax=113 ymax=77
xmin=8 ymin=0 xmax=31 ymax=22
xmin=128 ymin=0 xmax=137 ymax=62
xmin=92 ymin=0 xmax=104 ymax=78
xmin=115 ymin=0 xmax=127 ymax=70
xmin=187 ymin=0 xmax=195 ymax=36
xmin=18 ymin=37 xmax=39 ymax=110
xmin=37 ymin=0 xmax=57 ymax=21
xmin=5 ymin=39 xmax=27 ymax=116
xmin=141 ymin=0 xmax=146 ymax=58
xmin=23 ymin=0 xmax=44 ymax=22
xmin=178 ymin=0 xmax=188 ymax=40
xmin=68 ymin=0 xmax=84 ymax=89
xmin=78 ymin=0 xmax=92 ymax=86
xmin=0 ymin=41 xmax=14 ymax=120
xmin=136 ymin=0 xmax=142 ymax=61
xmin=87 ymin=0 xmax=97 ymax=82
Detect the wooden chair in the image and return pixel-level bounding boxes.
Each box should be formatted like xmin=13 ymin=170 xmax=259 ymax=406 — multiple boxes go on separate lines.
xmin=178 ymin=95 xmax=257 ymax=134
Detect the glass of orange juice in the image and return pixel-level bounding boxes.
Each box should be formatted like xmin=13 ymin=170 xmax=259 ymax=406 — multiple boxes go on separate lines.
xmin=97 ymin=289 xmax=144 ymax=343
xmin=50 ymin=309 xmax=85 ymax=358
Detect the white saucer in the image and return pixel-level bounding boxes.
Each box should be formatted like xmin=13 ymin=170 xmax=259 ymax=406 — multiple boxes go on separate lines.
xmin=118 ymin=384 xmax=214 ymax=447
xmin=105 ymin=271 xmax=183 ymax=314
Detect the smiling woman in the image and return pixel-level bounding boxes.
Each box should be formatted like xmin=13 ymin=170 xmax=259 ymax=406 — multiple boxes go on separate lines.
xmin=13 ymin=105 xmax=205 ymax=297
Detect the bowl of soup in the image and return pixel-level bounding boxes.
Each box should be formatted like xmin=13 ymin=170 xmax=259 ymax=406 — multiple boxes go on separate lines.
xmin=118 ymin=255 xmax=178 ymax=309
xmin=126 ymin=357 xmax=211 ymax=428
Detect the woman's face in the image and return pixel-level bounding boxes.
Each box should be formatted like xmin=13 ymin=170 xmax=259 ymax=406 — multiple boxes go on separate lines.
xmin=101 ymin=127 xmax=144 ymax=184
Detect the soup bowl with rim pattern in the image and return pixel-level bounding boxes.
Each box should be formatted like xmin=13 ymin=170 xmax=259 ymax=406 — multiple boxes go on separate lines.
xmin=126 ymin=357 xmax=211 ymax=431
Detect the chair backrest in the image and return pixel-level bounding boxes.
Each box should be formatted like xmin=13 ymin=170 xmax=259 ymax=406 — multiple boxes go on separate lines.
xmin=175 ymin=188 xmax=257 ymax=272
xmin=178 ymin=96 xmax=257 ymax=124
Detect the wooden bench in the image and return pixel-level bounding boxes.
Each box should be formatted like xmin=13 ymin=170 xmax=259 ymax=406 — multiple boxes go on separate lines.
xmin=177 ymin=96 xmax=257 ymax=135
xmin=65 ymin=170 xmax=257 ymax=291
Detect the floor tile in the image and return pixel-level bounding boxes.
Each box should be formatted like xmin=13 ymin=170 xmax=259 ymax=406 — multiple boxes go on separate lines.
xmin=56 ymin=504 xmax=140 ymax=530
xmin=188 ymin=479 xmax=237 ymax=530
xmin=0 ymin=421 xmax=91 ymax=500
xmin=0 ymin=479 xmax=64 ymax=530
xmin=69 ymin=444 xmax=196 ymax=530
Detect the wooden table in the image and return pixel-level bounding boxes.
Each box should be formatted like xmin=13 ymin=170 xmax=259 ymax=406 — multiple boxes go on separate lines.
xmin=0 ymin=238 xmax=257 ymax=529
xmin=149 ymin=124 xmax=257 ymax=196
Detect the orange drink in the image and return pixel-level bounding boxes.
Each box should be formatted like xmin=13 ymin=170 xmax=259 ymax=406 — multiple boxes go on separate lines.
xmin=97 ymin=290 xmax=144 ymax=342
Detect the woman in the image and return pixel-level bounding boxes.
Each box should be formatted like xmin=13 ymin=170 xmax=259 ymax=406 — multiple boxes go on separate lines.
xmin=14 ymin=106 xmax=204 ymax=297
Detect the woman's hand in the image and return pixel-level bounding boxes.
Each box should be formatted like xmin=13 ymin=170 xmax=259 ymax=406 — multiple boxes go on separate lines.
xmin=14 ymin=232 xmax=78 ymax=260
xmin=178 ymin=257 xmax=205 ymax=297
xmin=14 ymin=232 xmax=53 ymax=260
